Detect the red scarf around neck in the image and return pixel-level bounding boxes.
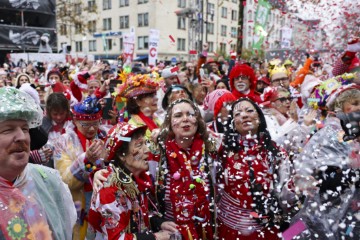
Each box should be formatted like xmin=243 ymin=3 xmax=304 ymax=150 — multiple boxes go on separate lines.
xmin=137 ymin=111 xmax=158 ymax=131
xmin=164 ymin=134 xmax=213 ymax=239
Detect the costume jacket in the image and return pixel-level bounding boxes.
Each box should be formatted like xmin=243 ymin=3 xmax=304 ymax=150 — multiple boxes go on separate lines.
xmin=218 ymin=136 xmax=293 ymax=240
xmin=53 ymin=125 xmax=106 ymax=240
xmin=88 ymin=166 xmax=164 ymax=240
xmin=156 ymin=135 xmax=217 ymax=240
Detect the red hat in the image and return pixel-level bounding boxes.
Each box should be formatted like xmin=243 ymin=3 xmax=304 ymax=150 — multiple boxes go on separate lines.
xmin=229 ymin=64 xmax=257 ymax=91
xmin=203 ymin=89 xmax=236 ymax=117
xmin=105 ymin=122 xmax=147 ymax=161
xmin=257 ymin=76 xmax=270 ymax=85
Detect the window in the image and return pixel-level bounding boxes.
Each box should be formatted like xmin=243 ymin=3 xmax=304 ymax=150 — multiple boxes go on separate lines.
xmin=221 ymin=7 xmax=227 ymax=18
xmin=119 ymin=0 xmax=129 ymax=7
xmin=177 ymin=38 xmax=186 ymax=51
xmin=178 ymin=0 xmax=186 ymax=8
xmin=177 ymin=16 xmax=186 ymax=29
xmin=119 ymin=15 xmax=129 ymax=29
xmin=60 ymin=24 xmax=67 ymax=35
xmin=230 ymin=44 xmax=236 ymax=51
xmin=104 ymin=39 xmax=112 ymax=51
xmin=103 ymin=18 xmax=112 ymax=30
xmin=75 ymin=23 xmax=82 ymax=34
xmin=248 ymin=25 xmax=252 ymax=36
xmin=138 ymin=0 xmax=148 ymax=3
xmin=248 ymin=42 xmax=251 ymax=48
xmin=138 ymin=13 xmax=149 ymax=27
xmin=74 ymin=3 xmax=81 ymax=14
xmin=231 ymin=27 xmax=237 ymax=38
xmin=138 ymin=36 xmax=149 ymax=49
xmin=103 ymin=0 xmax=112 ymax=10
xmin=89 ymin=40 xmax=97 ymax=52
xmin=88 ymin=0 xmax=96 ymax=12
xmin=88 ymin=20 xmax=96 ymax=33
xmin=119 ymin=37 xmax=123 ymax=51
xmin=207 ymin=22 xmax=214 ymax=34
xmin=231 ymin=10 xmax=237 ymax=21
xmin=208 ymin=42 xmax=214 ymax=52
xmin=220 ymin=43 xmax=226 ymax=53
xmin=207 ymin=3 xmax=215 ymax=15
xmin=221 ymin=25 xmax=227 ymax=37
xmin=232 ymin=0 xmax=237 ymax=3
xmin=248 ymin=11 xmax=252 ymax=21
xmin=75 ymin=41 xmax=82 ymax=52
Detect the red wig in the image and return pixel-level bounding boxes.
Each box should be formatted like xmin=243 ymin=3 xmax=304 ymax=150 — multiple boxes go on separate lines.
xmin=229 ymin=64 xmax=257 ymax=91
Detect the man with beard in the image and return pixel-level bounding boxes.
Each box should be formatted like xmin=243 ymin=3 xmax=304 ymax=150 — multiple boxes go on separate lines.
xmin=0 ymin=87 xmax=76 ymax=239
xmin=228 ymin=64 xmax=261 ymax=103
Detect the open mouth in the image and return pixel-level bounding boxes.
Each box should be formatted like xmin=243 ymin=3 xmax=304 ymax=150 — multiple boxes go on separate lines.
xmin=182 ymin=125 xmax=191 ymax=131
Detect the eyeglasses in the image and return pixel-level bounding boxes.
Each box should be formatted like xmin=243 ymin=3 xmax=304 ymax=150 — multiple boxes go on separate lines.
xmin=77 ymin=121 xmax=100 ymax=128
xmin=275 ymin=97 xmax=292 ymax=103
xmin=235 ymin=75 xmax=250 ymax=81
xmin=271 ymin=77 xmax=289 ymax=84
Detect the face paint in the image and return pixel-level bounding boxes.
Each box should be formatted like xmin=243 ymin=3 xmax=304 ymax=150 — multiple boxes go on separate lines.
xmin=171 ymin=102 xmax=198 ymax=140
xmin=235 ymin=82 xmax=248 ymax=92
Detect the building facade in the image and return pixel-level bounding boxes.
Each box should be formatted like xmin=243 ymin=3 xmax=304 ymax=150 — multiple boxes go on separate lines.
xmin=57 ymin=0 xmax=240 ymax=63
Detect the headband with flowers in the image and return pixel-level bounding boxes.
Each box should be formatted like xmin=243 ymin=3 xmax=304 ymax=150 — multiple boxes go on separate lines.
xmin=115 ymin=72 xmax=160 ymax=99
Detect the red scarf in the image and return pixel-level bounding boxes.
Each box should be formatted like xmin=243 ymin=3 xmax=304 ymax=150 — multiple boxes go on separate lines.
xmin=232 ymin=89 xmax=261 ymax=103
xmin=165 ymin=134 xmax=213 ymax=240
xmin=138 ymin=111 xmax=158 ymax=131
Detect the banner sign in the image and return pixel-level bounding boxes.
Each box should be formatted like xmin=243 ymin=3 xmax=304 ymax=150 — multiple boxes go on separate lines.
xmin=148 ymin=29 xmax=160 ymax=66
xmin=9 ymin=53 xmax=95 ymax=64
xmin=252 ymin=0 xmax=271 ymax=52
xmin=281 ymin=27 xmax=292 ymax=49
xmin=122 ymin=32 xmax=135 ymax=66
xmin=0 ymin=26 xmax=56 ymax=51
xmin=0 ymin=0 xmax=56 ymax=14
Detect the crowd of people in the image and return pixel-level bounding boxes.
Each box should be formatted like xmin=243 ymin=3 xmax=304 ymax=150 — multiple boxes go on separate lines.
xmin=0 ymin=38 xmax=360 ymax=240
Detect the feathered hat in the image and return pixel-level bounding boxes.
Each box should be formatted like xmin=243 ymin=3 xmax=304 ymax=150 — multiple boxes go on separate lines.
xmin=117 ymin=72 xmax=160 ymax=99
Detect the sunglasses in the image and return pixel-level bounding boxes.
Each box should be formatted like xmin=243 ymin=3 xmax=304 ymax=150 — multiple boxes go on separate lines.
xmin=235 ymin=75 xmax=250 ymax=81
xmin=275 ymin=97 xmax=293 ymax=103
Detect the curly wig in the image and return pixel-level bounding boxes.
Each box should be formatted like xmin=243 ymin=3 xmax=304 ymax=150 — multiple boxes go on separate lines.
xmin=228 ymin=64 xmax=257 ymax=91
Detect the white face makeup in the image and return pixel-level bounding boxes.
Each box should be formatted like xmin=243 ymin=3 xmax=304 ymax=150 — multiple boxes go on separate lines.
xmin=234 ymin=82 xmax=248 ymax=92
xmin=171 ymin=102 xmax=198 ymax=140
xmin=233 ymin=76 xmax=250 ymax=93
xmin=233 ymin=101 xmax=260 ymax=136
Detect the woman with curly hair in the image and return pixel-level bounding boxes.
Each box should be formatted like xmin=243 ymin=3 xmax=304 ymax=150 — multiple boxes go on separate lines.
xmin=156 ymin=98 xmax=217 ymax=240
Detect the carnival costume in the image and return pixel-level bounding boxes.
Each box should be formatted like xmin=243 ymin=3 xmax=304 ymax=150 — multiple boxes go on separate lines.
xmin=53 ymin=96 xmax=106 ymax=240
xmin=157 ymin=133 xmax=216 ymax=240
xmin=0 ymin=87 xmax=76 ymax=239
xmin=88 ymin=122 xmax=165 ymax=240
xmin=228 ymin=64 xmax=261 ymax=103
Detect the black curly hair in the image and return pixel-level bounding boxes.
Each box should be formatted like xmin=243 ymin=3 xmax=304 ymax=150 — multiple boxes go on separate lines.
xmin=223 ymin=97 xmax=280 ymax=156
